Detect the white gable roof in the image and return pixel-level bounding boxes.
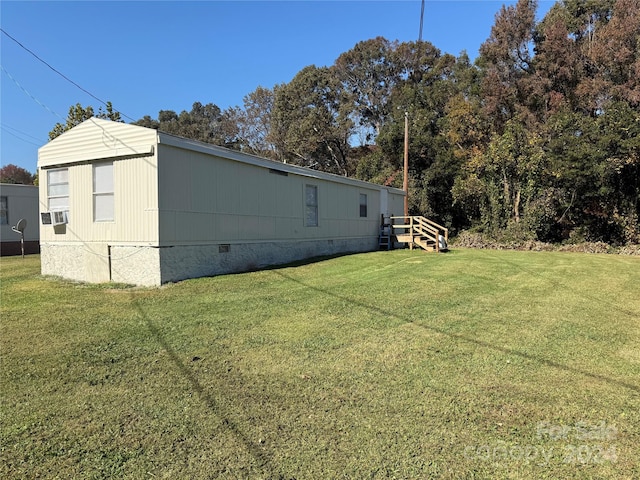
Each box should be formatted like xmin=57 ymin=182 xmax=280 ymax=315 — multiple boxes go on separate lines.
xmin=38 ymin=118 xmax=156 ymax=168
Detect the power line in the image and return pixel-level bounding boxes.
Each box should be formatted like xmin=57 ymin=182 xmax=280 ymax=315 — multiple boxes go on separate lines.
xmin=1 ymin=28 xmax=135 ymax=122
xmin=1 ymin=64 xmax=66 ymax=122
xmin=1 ymin=123 xmax=45 ymax=143
xmin=1 ymin=127 xmax=42 ymax=147
xmin=1 ymin=124 xmax=46 ymax=147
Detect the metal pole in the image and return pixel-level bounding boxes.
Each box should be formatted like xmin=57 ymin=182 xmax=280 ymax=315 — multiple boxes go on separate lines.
xmin=403 ymin=111 xmax=409 ymax=217
xmin=419 ymin=0 xmax=425 ymax=42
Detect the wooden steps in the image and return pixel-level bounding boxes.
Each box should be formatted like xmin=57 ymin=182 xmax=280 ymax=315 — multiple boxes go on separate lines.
xmin=388 ymin=216 xmax=448 ymax=252
xmin=378 ymin=223 xmax=392 ymax=250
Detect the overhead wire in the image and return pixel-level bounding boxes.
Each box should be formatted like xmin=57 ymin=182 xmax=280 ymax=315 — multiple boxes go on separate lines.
xmin=0 ymin=64 xmax=66 ymax=122
xmin=1 ymin=125 xmax=44 ymax=147
xmin=1 ymin=123 xmax=46 ymax=143
xmin=0 ymin=28 xmax=135 ymax=122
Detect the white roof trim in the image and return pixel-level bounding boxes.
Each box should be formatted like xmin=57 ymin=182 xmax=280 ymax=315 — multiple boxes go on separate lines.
xmin=39 ymin=145 xmax=155 ymax=168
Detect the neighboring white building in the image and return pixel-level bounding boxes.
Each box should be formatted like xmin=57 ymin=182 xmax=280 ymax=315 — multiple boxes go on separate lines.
xmin=38 ymin=118 xmax=405 ymax=286
xmin=0 ymin=183 xmax=39 ymax=256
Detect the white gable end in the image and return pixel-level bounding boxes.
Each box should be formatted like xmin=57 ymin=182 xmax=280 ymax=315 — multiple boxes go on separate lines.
xmin=38 ymin=118 xmax=157 ymax=168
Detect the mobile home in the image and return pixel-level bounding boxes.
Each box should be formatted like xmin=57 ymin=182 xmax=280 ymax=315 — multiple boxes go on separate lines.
xmin=38 ymin=118 xmax=404 ymax=286
xmin=0 ymin=183 xmax=39 ymax=256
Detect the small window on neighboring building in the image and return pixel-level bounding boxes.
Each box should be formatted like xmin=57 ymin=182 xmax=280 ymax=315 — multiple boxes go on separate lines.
xmin=93 ymin=162 xmax=114 ymax=222
xmin=360 ymin=193 xmax=368 ymax=218
xmin=0 ymin=196 xmax=8 ymax=225
xmin=48 ymin=168 xmax=69 ymax=211
xmin=305 ymin=184 xmax=318 ymax=227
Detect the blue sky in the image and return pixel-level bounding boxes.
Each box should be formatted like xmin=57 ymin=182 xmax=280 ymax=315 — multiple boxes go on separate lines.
xmin=1 ymin=0 xmax=554 ymax=174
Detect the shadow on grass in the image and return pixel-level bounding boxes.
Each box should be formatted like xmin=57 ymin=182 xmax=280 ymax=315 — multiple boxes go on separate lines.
xmin=225 ymin=248 xmax=438 ymax=277
xmin=128 ymin=294 xmax=288 ymax=480
xmin=127 ymin=250 xmax=637 ymax=478
xmin=272 ymin=270 xmax=640 ymax=394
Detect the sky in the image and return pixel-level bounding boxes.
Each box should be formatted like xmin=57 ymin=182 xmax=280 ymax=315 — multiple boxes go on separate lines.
xmin=1 ymin=0 xmax=555 ymax=174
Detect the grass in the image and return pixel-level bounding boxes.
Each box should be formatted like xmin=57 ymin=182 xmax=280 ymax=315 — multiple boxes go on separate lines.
xmin=1 ymin=249 xmax=639 ymax=479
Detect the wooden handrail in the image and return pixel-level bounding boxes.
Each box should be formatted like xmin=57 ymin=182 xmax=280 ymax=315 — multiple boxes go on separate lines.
xmin=421 ymin=217 xmax=448 ymax=243
xmin=389 ymin=215 xmax=449 ymax=252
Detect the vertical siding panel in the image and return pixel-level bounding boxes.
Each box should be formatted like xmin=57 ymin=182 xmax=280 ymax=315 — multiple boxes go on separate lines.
xmin=117 ymin=154 xmax=158 ymax=244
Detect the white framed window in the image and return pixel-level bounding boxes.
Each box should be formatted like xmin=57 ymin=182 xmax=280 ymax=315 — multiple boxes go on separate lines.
xmin=0 ymin=196 xmax=8 ymax=225
xmin=305 ymin=184 xmax=318 ymax=227
xmin=47 ymin=168 xmax=69 ymax=211
xmin=93 ymin=162 xmax=114 ymax=222
xmin=359 ymin=193 xmax=368 ymax=218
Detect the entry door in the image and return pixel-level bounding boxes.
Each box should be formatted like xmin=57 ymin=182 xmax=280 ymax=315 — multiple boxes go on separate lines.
xmin=379 ymin=189 xmax=389 ymax=217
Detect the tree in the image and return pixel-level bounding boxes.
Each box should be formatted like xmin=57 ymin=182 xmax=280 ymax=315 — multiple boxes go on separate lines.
xmin=478 ymin=0 xmax=541 ymax=130
xmin=534 ymin=5 xmax=584 ymax=114
xmin=453 ymin=119 xmax=547 ymax=238
xmin=588 ymin=0 xmax=640 ymax=106
xmin=133 ymin=115 xmax=160 ymax=129
xmin=270 ymin=65 xmax=354 ymax=175
xmin=134 ymin=102 xmax=240 ymax=149
xmin=49 ymin=102 xmax=122 ymax=140
xmin=237 ymin=86 xmax=277 ymax=158
xmin=374 ymin=42 xmax=461 ymax=223
xmin=0 ymin=164 xmax=35 ymax=185
xmin=333 ymin=37 xmax=398 ymax=143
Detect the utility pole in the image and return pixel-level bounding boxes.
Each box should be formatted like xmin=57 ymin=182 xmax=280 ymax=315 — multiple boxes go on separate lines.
xmin=419 ymin=0 xmax=425 ymax=42
xmin=403 ymin=111 xmax=409 ymax=216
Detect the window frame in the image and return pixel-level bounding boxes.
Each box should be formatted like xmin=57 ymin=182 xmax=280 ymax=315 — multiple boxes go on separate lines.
xmin=305 ymin=184 xmax=318 ymax=227
xmin=93 ymin=161 xmax=115 ymax=222
xmin=0 ymin=196 xmax=8 ymax=225
xmin=359 ymin=193 xmax=368 ymax=218
xmin=47 ymin=168 xmax=69 ymax=212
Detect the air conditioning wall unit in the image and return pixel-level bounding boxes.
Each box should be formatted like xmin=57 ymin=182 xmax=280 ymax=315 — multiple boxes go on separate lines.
xmin=41 ymin=210 xmax=69 ymax=226
xmin=52 ymin=210 xmax=69 ymax=226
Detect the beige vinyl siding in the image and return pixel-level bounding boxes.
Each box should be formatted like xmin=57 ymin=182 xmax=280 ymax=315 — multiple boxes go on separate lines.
xmin=156 ymin=143 xmax=383 ymax=245
xmin=38 ymin=119 xmax=156 ymax=168
xmin=389 ymin=191 xmax=405 ymax=217
xmin=39 ymin=155 xmax=159 ymax=245
xmin=38 ymin=119 xmax=161 ymax=245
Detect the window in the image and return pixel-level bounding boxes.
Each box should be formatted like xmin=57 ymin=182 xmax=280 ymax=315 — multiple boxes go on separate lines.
xmin=305 ymin=184 xmax=318 ymax=227
xmin=48 ymin=168 xmax=69 ymax=211
xmin=359 ymin=193 xmax=368 ymax=218
xmin=0 ymin=196 xmax=7 ymax=225
xmin=93 ymin=162 xmax=114 ymax=222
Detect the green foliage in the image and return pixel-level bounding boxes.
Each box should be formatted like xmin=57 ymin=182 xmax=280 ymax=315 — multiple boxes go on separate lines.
xmin=133 ymin=102 xmax=240 ymax=149
xmin=333 ymin=37 xmax=398 ymax=141
xmin=49 ymin=102 xmax=121 ymax=140
xmin=271 ymin=66 xmax=354 ymax=175
xmin=238 ymin=86 xmax=277 ymax=159
xmin=452 ymin=0 xmax=640 ymax=244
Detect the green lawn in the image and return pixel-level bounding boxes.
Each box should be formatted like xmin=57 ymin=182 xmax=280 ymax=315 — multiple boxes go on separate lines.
xmin=1 ymin=249 xmax=639 ymax=479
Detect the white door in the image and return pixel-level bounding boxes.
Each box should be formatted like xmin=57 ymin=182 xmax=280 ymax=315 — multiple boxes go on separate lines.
xmin=379 ymin=188 xmax=389 ymax=217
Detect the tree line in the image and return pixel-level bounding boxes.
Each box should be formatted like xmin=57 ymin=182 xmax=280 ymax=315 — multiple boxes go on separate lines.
xmin=46 ymin=0 xmax=639 ymax=245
